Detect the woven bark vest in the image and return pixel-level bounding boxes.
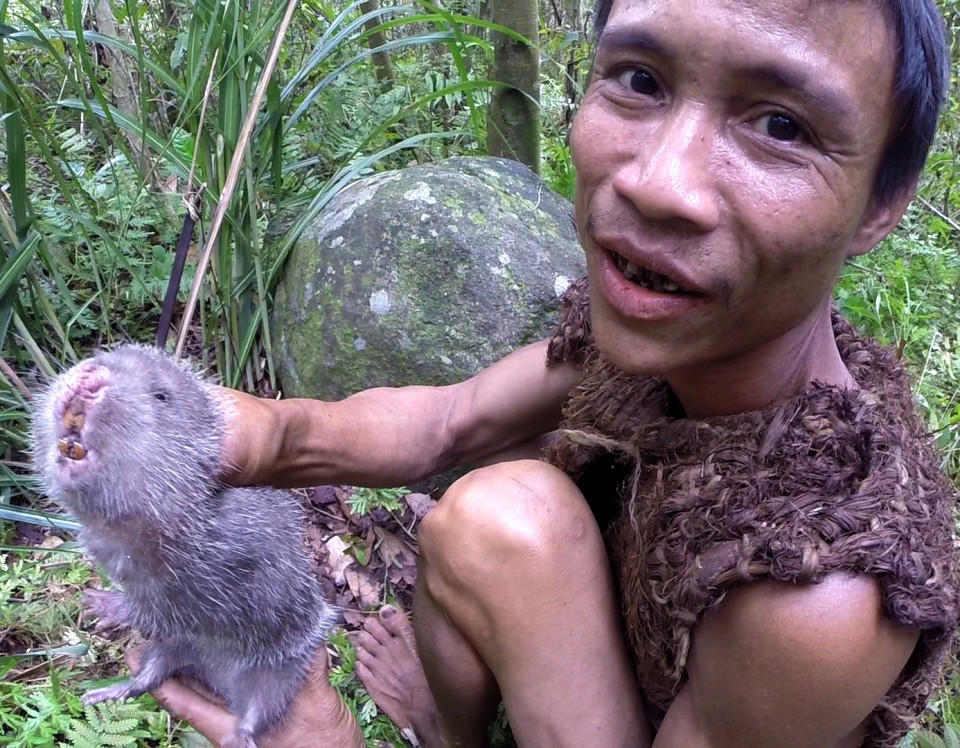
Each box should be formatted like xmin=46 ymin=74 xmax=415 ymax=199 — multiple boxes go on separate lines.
xmin=545 ymin=278 xmax=959 ymax=747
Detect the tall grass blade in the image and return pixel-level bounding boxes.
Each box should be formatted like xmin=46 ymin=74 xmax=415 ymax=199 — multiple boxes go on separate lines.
xmin=0 ymin=232 xmax=40 ymax=300
xmin=0 ymin=505 xmax=81 ymax=533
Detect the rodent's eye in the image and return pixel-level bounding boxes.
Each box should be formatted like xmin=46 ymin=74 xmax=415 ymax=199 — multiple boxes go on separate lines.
xmin=153 ymin=391 xmax=169 ymax=402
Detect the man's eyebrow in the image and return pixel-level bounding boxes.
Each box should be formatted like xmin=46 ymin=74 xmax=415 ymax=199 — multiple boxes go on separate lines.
xmin=736 ymin=63 xmax=856 ymax=120
xmin=596 ymin=27 xmax=671 ymax=58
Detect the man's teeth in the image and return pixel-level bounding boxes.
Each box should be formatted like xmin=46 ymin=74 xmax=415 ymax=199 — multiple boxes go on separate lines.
xmin=618 ymin=256 xmax=684 ymax=294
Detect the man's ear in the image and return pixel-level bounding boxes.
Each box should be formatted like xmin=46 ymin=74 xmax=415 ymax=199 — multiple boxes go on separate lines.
xmin=845 ymin=184 xmax=917 ymax=258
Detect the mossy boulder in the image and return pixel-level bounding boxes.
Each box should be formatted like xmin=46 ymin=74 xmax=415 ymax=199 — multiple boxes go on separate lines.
xmin=271 ymin=156 xmax=586 ymax=400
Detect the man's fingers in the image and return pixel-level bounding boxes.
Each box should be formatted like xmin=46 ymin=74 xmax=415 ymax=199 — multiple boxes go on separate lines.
xmin=125 ymin=647 xmax=236 ymax=743
xmin=150 ymin=678 xmax=237 ymax=743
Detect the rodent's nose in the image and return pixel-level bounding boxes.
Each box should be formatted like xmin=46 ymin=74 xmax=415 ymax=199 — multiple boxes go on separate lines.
xmin=77 ymin=364 xmax=110 ymax=394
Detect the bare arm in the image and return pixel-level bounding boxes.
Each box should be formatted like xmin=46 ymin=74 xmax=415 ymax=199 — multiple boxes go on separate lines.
xmin=219 ymin=340 xmax=582 ymax=488
xmin=654 ymin=573 xmax=919 ymax=748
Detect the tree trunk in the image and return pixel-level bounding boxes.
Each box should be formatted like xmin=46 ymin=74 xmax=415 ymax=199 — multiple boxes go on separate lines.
xmin=92 ymin=0 xmax=149 ymax=172
xmin=487 ymin=0 xmax=540 ymax=173
xmin=360 ymin=0 xmax=395 ymax=86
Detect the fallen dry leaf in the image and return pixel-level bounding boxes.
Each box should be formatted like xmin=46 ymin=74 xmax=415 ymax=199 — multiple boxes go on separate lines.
xmin=404 ymin=492 xmax=437 ymax=519
xmin=374 ymin=526 xmax=415 ymax=568
xmin=324 ymin=536 xmax=355 ymax=586
xmin=310 ymin=485 xmax=338 ymax=505
xmin=344 ymin=565 xmax=382 ymax=608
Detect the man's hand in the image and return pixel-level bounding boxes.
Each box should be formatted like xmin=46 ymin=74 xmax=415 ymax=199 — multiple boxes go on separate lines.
xmin=216 ymin=387 xmax=284 ymax=487
xmin=127 ymin=647 xmax=363 ymax=748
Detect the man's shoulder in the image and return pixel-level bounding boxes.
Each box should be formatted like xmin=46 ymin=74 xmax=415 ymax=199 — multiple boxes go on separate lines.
xmin=671 ymin=573 xmax=919 ymax=748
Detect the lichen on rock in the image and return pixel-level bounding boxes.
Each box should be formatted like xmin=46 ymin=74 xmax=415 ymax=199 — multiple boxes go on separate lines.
xmin=271 ymin=157 xmax=586 ymax=401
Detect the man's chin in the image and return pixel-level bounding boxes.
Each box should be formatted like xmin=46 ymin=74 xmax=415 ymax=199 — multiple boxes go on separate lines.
xmin=590 ymin=314 xmax=686 ymax=378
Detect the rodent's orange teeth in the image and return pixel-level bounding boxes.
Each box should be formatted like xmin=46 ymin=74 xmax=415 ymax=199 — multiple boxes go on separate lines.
xmin=64 ymin=410 xmax=85 ymax=431
xmin=57 ymin=438 xmax=87 ymax=461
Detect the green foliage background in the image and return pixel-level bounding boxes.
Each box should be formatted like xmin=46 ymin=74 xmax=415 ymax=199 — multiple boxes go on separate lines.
xmin=0 ymin=0 xmax=956 ymax=745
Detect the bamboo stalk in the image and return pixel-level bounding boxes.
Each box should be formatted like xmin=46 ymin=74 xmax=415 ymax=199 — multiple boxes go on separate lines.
xmin=175 ymin=0 xmax=300 ymax=360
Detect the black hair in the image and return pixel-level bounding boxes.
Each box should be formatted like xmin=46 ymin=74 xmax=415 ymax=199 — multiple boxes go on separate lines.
xmin=590 ymin=0 xmax=950 ymax=205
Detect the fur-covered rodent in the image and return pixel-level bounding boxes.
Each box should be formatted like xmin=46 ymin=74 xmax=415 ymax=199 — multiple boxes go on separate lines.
xmin=31 ymin=344 xmax=336 ymax=748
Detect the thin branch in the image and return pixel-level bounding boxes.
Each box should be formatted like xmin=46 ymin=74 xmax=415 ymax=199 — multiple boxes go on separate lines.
xmin=175 ymin=0 xmax=301 ymax=359
xmin=0 ymin=357 xmax=32 ymax=401
xmin=917 ymin=196 xmax=960 ymax=235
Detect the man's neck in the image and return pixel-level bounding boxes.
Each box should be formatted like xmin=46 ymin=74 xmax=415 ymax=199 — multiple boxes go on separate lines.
xmin=666 ymin=301 xmax=855 ymax=419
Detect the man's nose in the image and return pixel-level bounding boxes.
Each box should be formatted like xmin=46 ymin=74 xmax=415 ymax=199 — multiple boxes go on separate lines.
xmin=611 ymin=105 xmax=721 ymax=232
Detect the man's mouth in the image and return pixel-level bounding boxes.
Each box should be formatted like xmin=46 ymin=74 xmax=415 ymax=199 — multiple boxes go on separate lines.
xmin=610 ymin=251 xmax=694 ymax=295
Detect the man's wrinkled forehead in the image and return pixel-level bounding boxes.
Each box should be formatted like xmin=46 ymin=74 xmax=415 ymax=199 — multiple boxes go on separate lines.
xmin=596 ymin=0 xmax=896 ymax=127
xmin=600 ymin=0 xmax=895 ymax=56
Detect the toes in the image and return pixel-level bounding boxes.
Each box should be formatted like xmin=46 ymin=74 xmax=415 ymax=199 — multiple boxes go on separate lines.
xmin=355 ymin=646 xmax=377 ymax=669
xmin=378 ymin=605 xmax=417 ymax=649
xmin=355 ymin=659 xmax=374 ymax=683
xmin=362 ymin=616 xmax=391 ymax=645
xmin=355 ymin=630 xmax=380 ymax=651
xmin=378 ymin=604 xmax=401 ymax=623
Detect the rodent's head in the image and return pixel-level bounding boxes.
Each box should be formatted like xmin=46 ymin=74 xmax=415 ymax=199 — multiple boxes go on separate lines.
xmin=32 ymin=344 xmax=224 ymax=521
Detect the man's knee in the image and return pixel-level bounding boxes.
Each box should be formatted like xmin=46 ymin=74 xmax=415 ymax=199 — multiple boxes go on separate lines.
xmin=419 ymin=459 xmax=597 ymax=588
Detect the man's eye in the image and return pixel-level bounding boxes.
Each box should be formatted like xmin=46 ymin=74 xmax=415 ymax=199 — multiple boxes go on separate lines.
xmin=616 ymin=67 xmax=659 ymax=96
xmin=755 ymin=113 xmax=807 ymax=142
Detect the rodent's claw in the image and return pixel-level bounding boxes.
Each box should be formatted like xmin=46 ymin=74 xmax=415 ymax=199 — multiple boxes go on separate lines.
xmin=82 ymin=681 xmax=136 ymax=705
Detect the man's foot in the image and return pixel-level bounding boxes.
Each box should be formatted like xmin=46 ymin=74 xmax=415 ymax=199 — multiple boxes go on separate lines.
xmin=354 ymin=605 xmax=442 ymax=746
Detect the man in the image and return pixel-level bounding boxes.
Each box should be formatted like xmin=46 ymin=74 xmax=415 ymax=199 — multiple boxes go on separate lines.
xmin=139 ymin=1 xmax=957 ymax=745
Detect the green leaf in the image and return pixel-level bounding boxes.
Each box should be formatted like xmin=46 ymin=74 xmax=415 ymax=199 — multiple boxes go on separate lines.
xmin=915 ymin=729 xmax=948 ymax=748
xmin=57 ymin=99 xmax=192 ymax=177
xmin=8 ymin=29 xmax=183 ymax=94
xmin=1 ymin=94 xmax=27 ymax=238
xmin=944 ymin=724 xmax=960 ymax=748
xmin=3 ymin=643 xmax=88 ymax=662
xmin=0 ymin=543 xmax=82 ymax=554
xmin=0 ymin=505 xmax=81 ymax=533
xmin=0 ymin=231 xmax=39 ymax=300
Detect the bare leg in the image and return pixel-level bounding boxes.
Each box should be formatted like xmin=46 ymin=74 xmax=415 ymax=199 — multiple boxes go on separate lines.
xmin=359 ymin=460 xmax=650 ymax=748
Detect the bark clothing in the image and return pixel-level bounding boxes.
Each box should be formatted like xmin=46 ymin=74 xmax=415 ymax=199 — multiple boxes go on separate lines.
xmin=544 ymin=277 xmax=959 ymax=747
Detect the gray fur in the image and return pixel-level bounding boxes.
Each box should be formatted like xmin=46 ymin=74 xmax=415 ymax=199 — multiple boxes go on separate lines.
xmin=31 ymin=344 xmax=336 ymax=746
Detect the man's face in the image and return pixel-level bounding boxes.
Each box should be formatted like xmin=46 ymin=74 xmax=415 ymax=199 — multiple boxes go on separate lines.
xmin=571 ymin=0 xmax=901 ymax=377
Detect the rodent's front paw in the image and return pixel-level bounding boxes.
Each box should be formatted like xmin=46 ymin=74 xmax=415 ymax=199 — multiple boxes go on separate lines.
xmin=83 ymin=588 xmax=132 ymax=637
xmin=82 ymin=681 xmax=137 ymax=705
